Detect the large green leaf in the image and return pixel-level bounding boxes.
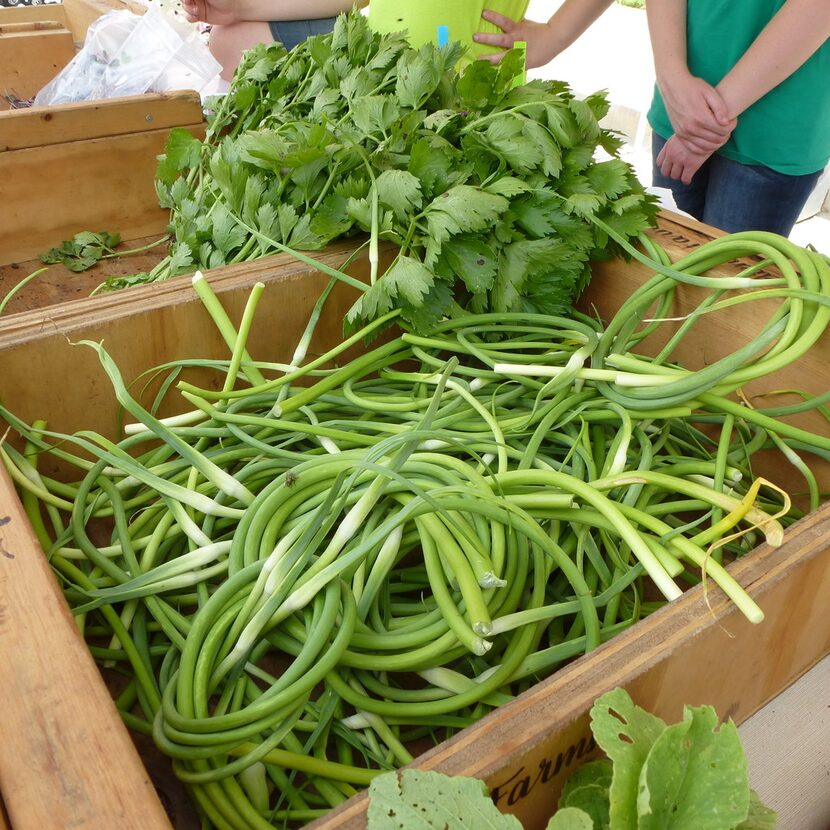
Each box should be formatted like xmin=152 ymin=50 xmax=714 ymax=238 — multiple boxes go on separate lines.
xmin=346 ymin=255 xmax=436 ymax=327
xmin=424 ymin=186 xmax=509 ymax=264
xmin=546 ymin=808 xmax=595 ymax=830
xmin=590 ymin=688 xmax=667 ymax=829
xmin=375 ymin=170 xmax=423 ymax=223
xmin=735 ymin=791 xmax=778 ymax=830
xmin=638 ymin=706 xmax=750 ymax=830
xmin=557 ymin=759 xmax=612 ymax=830
xmin=367 ymin=770 xmax=522 ymax=830
xmin=442 ymin=236 xmax=498 ymax=294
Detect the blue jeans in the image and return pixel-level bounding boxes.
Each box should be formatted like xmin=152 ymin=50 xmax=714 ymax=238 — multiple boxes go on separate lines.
xmin=268 ymin=18 xmax=337 ymax=51
xmin=651 ymin=133 xmax=823 ymax=236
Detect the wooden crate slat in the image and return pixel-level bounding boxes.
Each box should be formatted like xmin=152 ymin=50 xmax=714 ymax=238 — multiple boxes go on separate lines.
xmin=0 ymin=21 xmax=65 ymax=35
xmin=0 ymin=28 xmax=76 ymax=104
xmin=0 ymin=0 xmax=143 ymax=41
xmin=0 ymin=5 xmax=70 ymax=29
xmin=0 ymin=90 xmax=204 ymax=151
xmin=0 ymin=122 xmax=204 ymax=265
xmin=0 ymin=463 xmax=172 ymax=830
xmin=63 ymin=0 xmax=147 ymax=40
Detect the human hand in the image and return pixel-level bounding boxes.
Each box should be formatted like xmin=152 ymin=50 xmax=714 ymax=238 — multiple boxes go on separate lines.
xmin=658 ymin=71 xmax=735 ymax=153
xmin=473 ymin=9 xmax=555 ymax=69
xmin=181 ymin=0 xmax=239 ymax=26
xmin=656 ymin=135 xmax=714 ymax=185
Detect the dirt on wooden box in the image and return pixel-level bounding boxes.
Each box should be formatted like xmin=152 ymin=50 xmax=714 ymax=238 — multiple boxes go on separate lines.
xmin=0 ymin=0 xmax=203 ymax=291
xmin=0 ymin=213 xmax=829 ymax=830
xmin=0 ymin=91 xmax=204 ymax=269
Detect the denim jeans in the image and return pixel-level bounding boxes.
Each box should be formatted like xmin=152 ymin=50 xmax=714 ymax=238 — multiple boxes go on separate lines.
xmin=268 ymin=17 xmax=337 ymax=51
xmin=651 ymin=133 xmax=823 ymax=236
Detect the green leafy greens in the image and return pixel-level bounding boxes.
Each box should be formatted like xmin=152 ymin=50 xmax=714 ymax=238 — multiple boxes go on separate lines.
xmin=126 ymin=11 xmax=657 ymax=331
xmin=365 ymin=689 xmax=776 ymax=830
xmin=40 ymin=230 xmax=121 ymax=272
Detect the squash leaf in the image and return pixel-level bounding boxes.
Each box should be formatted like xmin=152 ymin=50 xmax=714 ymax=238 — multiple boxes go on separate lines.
xmin=367 ymin=769 xmax=522 ymax=830
xmin=637 ymin=706 xmax=750 ymax=830
xmin=590 ymin=688 xmax=667 ymax=829
xmin=546 ymin=808 xmax=595 ymax=830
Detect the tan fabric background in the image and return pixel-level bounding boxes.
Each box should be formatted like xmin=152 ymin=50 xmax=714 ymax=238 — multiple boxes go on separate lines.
xmin=739 ymin=654 xmax=830 ymax=829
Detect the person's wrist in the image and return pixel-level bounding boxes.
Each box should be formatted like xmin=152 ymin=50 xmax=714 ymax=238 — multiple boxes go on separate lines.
xmin=714 ymin=82 xmax=741 ymax=123
xmin=534 ymin=19 xmax=564 ymax=65
xmin=656 ymin=60 xmax=692 ymax=95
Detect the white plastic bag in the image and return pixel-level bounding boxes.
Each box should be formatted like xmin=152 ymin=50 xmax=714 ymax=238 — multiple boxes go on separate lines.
xmin=33 ymin=8 xmax=220 ymax=107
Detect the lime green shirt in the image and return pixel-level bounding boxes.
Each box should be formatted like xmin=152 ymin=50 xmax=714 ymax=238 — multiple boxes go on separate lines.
xmin=368 ymin=0 xmax=530 ymax=60
xmin=648 ymin=0 xmax=830 ymax=175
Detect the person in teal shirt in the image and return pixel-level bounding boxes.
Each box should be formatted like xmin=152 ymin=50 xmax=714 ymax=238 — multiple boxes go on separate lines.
xmin=646 ymin=0 xmax=830 ymax=235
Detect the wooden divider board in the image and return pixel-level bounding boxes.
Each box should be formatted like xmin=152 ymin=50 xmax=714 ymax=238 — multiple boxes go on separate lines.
xmin=0 ymin=90 xmax=204 ymax=151
xmin=0 ymin=21 xmax=65 ymax=35
xmin=0 ymin=0 xmax=142 ymax=41
xmin=0 ymin=463 xmax=172 ymax=830
xmin=0 ymin=0 xmax=150 ymax=114
xmin=0 ymin=27 xmax=76 ymax=104
xmin=0 ymin=5 xmax=70 ymax=29
xmin=0 ymin=107 xmax=204 ymax=264
xmin=62 ymin=0 xmax=147 ymax=40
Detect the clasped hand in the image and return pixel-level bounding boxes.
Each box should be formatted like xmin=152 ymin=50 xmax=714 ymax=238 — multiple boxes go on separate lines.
xmin=657 ymin=71 xmax=736 ymax=184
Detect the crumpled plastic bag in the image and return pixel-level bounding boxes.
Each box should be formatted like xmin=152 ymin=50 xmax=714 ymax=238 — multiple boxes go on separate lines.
xmin=34 ymin=8 xmax=220 ymax=107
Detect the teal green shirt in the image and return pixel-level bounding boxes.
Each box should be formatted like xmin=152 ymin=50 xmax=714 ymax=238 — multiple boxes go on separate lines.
xmin=648 ymin=0 xmax=830 ymax=175
xmin=368 ymin=0 xmax=529 ymax=61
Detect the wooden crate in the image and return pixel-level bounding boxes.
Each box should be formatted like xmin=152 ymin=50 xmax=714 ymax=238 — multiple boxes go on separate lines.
xmin=0 ymin=0 xmax=145 ymax=40
xmin=0 ymin=214 xmax=829 ymax=830
xmin=0 ymin=0 xmax=203 ymax=270
xmin=0 ymin=91 xmax=204 ymax=266
xmin=0 ymin=21 xmax=76 ymax=103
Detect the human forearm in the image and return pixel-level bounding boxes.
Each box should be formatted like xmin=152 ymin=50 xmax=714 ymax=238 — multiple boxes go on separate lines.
xmin=477 ymin=0 xmax=612 ymax=69
xmin=647 ymin=0 xmax=733 ymax=148
xmin=716 ymin=0 xmax=830 ymax=118
xmin=537 ymin=0 xmax=614 ymax=64
xmin=647 ymin=0 xmax=690 ymax=92
xmin=231 ymin=0 xmax=362 ymax=22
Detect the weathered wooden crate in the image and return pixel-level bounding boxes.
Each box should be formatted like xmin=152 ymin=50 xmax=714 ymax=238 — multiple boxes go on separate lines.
xmin=0 ymin=90 xmax=204 ymax=267
xmin=0 ymin=0 xmax=204 ymax=272
xmin=0 ymin=213 xmax=829 ymax=830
